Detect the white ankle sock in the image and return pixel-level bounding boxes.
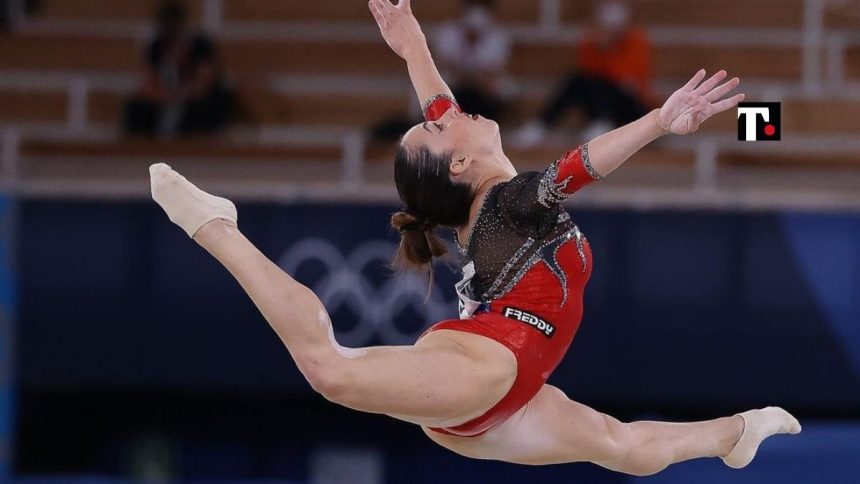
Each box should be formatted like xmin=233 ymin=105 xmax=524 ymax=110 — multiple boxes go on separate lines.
xmin=722 ymin=406 xmax=802 ymax=469
xmin=150 ymin=163 xmax=237 ymax=238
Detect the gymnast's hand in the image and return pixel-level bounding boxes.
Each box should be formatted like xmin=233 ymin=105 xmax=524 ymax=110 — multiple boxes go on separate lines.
xmin=657 ymin=69 xmax=745 ymax=135
xmin=369 ymin=0 xmax=426 ymax=60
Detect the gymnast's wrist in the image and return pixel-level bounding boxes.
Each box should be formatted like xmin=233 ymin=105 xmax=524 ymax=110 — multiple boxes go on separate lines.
xmin=650 ymin=109 xmax=670 ymax=137
xmin=403 ymin=42 xmax=431 ymax=64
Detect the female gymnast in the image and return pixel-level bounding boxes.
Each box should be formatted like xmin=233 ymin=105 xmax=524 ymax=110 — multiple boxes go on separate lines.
xmin=149 ymin=0 xmax=800 ymax=476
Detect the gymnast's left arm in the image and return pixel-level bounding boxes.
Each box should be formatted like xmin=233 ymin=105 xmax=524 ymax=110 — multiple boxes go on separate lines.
xmin=587 ymin=69 xmax=745 ymax=178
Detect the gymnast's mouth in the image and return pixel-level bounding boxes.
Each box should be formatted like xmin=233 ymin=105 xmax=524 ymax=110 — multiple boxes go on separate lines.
xmin=471 ymin=114 xmax=479 ymax=120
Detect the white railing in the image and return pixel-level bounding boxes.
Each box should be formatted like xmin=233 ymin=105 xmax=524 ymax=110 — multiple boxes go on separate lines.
xmin=4 ymin=117 xmax=860 ymax=208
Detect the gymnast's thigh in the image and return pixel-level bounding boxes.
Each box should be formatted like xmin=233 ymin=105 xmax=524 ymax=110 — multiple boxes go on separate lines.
xmin=329 ymin=329 xmax=517 ymax=427
xmin=422 ymin=384 xmax=625 ymax=466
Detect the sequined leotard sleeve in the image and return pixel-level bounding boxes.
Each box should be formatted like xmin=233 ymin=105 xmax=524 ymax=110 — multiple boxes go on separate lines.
xmin=461 ymin=146 xmax=602 ymax=306
xmin=540 ymin=143 xmax=604 ymax=202
xmin=497 ymin=144 xmax=604 ymax=226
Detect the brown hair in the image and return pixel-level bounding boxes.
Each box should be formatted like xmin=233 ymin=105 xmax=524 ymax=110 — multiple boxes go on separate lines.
xmin=391 ymin=144 xmax=474 ymax=283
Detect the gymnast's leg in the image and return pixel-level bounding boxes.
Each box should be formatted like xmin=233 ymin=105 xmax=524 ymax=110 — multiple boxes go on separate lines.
xmin=425 ymin=385 xmax=800 ymax=475
xmin=149 ymin=164 xmax=516 ymax=426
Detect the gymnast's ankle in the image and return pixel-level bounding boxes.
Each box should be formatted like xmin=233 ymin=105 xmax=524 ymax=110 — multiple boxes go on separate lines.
xmin=718 ymin=415 xmax=745 ymax=458
xmin=193 ymin=218 xmax=239 ymax=242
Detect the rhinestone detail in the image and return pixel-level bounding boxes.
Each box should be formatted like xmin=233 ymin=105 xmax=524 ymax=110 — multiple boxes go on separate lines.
xmin=483 ymin=237 xmax=535 ymax=299
xmin=485 ymin=226 xmax=587 ymax=307
xmin=573 ymin=226 xmax=587 ymax=273
xmin=454 ymin=185 xmax=498 ymax=256
xmin=537 ymin=142 xmax=603 ymax=208
xmin=581 ymin=142 xmax=603 ymax=180
xmin=537 ymin=154 xmax=574 ymax=208
xmin=450 ymin=168 xmax=595 ymax=311
xmin=422 ymin=93 xmax=457 ymax=118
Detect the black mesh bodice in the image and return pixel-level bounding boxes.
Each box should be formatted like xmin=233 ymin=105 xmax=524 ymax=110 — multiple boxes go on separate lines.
xmin=454 ymin=171 xmax=578 ymax=303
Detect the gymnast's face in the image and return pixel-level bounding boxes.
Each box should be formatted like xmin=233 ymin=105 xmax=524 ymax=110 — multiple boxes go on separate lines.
xmin=400 ymin=108 xmax=503 ymax=184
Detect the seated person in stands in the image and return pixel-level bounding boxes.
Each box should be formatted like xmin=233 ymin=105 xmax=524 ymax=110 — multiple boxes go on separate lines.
xmin=433 ymin=0 xmax=512 ymax=120
xmin=516 ymin=0 xmax=653 ymax=147
xmin=124 ymin=1 xmax=235 ymax=137
xmin=369 ymin=0 xmax=512 ymax=143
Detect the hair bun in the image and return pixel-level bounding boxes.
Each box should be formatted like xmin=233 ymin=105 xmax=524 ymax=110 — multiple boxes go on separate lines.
xmin=390 ymin=209 xmax=449 ymax=293
xmin=391 ymin=210 xmax=431 ymax=233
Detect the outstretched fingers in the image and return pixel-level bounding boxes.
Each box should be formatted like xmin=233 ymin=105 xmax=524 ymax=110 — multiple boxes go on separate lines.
xmin=693 ymin=69 xmax=727 ymax=96
xmin=369 ymin=1 xmax=387 ymax=27
xmin=373 ymin=0 xmax=394 ymax=10
xmin=711 ymin=93 xmax=746 ymax=114
xmin=682 ymin=69 xmax=707 ymax=91
xmin=705 ymin=76 xmax=740 ymax=102
xmin=369 ymin=0 xmax=409 ymax=25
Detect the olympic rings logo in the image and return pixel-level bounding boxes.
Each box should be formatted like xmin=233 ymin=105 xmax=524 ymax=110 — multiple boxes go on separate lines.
xmin=278 ymin=238 xmax=458 ymax=346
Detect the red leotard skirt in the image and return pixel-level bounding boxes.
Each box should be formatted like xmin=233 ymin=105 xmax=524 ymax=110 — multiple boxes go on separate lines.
xmin=418 ymin=236 xmax=593 ymax=437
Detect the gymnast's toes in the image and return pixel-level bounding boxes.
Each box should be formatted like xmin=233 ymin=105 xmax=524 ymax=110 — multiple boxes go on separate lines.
xmin=149 ymin=162 xmax=171 ymax=177
xmin=149 ymin=163 xmax=186 ymax=197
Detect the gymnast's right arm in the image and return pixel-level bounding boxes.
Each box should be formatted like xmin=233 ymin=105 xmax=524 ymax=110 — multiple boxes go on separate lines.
xmin=368 ymin=0 xmax=456 ymax=118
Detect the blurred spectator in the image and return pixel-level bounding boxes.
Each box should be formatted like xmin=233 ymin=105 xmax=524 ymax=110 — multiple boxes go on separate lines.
xmin=433 ymin=0 xmax=512 ymax=120
xmin=369 ymin=0 xmax=511 ymax=144
xmin=123 ymin=1 xmax=236 ymax=138
xmin=516 ymin=0 xmax=653 ymax=147
xmin=2 ymin=0 xmax=40 ymax=30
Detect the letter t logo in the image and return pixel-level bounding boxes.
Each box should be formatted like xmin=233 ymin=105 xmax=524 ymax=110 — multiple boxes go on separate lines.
xmin=738 ymin=107 xmax=769 ymax=141
xmin=737 ymin=102 xmax=781 ymax=141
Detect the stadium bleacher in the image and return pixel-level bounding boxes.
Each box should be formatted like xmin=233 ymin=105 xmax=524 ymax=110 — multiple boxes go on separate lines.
xmin=1 ymin=0 xmax=859 ymax=207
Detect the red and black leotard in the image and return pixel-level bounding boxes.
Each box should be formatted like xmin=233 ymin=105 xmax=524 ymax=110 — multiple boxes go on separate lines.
xmin=417 ymin=94 xmax=603 ymax=437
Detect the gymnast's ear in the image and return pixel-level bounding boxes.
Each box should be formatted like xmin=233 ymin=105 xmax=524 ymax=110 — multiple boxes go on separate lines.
xmin=449 ymin=154 xmax=472 ymax=175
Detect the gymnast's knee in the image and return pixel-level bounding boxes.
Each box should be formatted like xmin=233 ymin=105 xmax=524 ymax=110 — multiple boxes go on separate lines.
xmin=592 ymin=420 xmax=649 ymax=475
xmin=596 ymin=421 xmax=669 ymax=477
